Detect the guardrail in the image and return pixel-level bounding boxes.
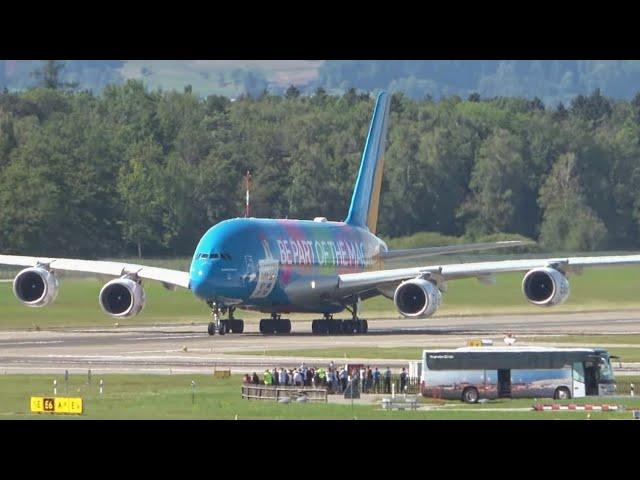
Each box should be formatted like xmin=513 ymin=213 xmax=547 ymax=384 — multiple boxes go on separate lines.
xmin=241 ymin=385 xmax=328 ymax=403
xmin=381 ymin=396 xmax=420 ymax=410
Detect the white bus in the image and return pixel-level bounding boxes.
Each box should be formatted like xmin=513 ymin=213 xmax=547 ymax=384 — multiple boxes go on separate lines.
xmin=421 ymin=346 xmax=617 ymax=403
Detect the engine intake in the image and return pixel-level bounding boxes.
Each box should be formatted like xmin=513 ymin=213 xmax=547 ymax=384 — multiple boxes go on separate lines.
xmin=394 ymin=278 xmax=442 ymax=318
xmin=522 ymin=267 xmax=570 ymax=306
xmin=99 ymin=278 xmax=146 ymax=318
xmin=13 ymin=267 xmax=59 ymax=307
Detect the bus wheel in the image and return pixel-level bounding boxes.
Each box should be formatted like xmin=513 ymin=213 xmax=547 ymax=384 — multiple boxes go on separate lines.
xmin=462 ymin=387 xmax=479 ymax=404
xmin=554 ymin=387 xmax=571 ymax=400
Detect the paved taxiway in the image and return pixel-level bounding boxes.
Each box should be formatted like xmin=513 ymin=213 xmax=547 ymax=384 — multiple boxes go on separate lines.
xmin=1 ymin=310 xmax=640 ymax=375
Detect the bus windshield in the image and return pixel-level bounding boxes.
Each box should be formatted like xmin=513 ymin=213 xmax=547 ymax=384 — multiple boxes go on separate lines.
xmin=598 ymin=356 xmax=615 ymax=383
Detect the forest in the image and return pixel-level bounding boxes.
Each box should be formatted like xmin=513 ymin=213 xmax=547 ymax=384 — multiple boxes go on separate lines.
xmin=1 ymin=64 xmax=640 ymax=258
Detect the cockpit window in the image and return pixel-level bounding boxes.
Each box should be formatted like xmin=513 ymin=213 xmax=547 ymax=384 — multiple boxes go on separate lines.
xmin=199 ymin=252 xmax=231 ymax=261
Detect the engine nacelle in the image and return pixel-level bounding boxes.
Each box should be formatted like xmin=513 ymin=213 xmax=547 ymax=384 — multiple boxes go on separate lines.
xmin=522 ymin=267 xmax=570 ymax=307
xmin=13 ymin=267 xmax=59 ymax=307
xmin=99 ymin=278 xmax=146 ymax=318
xmin=394 ymin=278 xmax=442 ymax=318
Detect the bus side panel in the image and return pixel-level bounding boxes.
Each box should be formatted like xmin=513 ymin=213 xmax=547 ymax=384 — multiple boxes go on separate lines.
xmin=510 ymin=367 xmax=573 ymax=399
xmin=422 ymin=369 xmax=487 ymax=400
xmin=483 ymin=370 xmax=498 ymax=400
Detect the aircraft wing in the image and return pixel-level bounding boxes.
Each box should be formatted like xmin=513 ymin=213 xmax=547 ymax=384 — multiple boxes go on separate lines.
xmin=0 ymin=255 xmax=191 ymax=289
xmin=338 ymin=254 xmax=640 ymax=292
xmin=380 ymin=240 xmax=531 ymax=263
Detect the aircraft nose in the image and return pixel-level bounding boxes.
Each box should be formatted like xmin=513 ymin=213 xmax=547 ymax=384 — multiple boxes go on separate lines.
xmin=190 ymin=262 xmax=213 ymax=300
xmin=190 ymin=277 xmax=208 ymax=300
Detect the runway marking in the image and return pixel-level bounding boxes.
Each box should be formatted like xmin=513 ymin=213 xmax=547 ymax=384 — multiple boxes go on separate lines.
xmin=122 ymin=335 xmax=204 ymax=341
xmin=0 ymin=340 xmax=64 ymax=346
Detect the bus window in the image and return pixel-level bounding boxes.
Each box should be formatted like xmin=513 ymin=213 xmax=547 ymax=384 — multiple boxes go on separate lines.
xmin=573 ymin=362 xmax=585 ymax=383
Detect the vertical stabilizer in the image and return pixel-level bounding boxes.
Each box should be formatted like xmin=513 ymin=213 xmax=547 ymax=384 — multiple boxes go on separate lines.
xmin=345 ymin=91 xmax=391 ymax=234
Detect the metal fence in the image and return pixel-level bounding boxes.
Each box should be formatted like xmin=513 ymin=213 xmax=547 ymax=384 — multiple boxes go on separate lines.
xmin=241 ymin=385 xmax=328 ymax=403
xmin=615 ymin=381 xmax=637 ymax=396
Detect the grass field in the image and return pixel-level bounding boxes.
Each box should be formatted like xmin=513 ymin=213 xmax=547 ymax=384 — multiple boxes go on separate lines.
xmin=2 ymin=265 xmax=640 ymax=330
xmin=227 ymin=346 xmax=640 ymax=362
xmin=2 ymin=374 xmax=639 ymax=420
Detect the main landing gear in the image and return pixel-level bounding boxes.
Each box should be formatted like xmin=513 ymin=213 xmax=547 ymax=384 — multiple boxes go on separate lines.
xmin=259 ymin=313 xmax=291 ymax=335
xmin=311 ymin=310 xmax=368 ymax=336
xmin=207 ymin=304 xmax=244 ymax=336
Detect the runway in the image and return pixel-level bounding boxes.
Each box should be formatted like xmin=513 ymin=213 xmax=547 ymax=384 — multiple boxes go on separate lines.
xmin=1 ymin=310 xmax=640 ymax=375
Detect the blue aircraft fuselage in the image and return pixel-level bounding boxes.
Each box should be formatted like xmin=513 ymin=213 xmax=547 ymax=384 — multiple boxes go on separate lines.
xmin=189 ymin=218 xmax=387 ymax=314
xmin=189 ymin=91 xmax=392 ymax=316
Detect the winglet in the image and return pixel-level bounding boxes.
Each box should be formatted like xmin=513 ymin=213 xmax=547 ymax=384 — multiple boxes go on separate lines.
xmin=345 ymin=91 xmax=391 ymax=234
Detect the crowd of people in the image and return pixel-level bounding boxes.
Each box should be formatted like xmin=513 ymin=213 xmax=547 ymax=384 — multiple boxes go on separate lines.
xmin=243 ymin=362 xmax=411 ymax=394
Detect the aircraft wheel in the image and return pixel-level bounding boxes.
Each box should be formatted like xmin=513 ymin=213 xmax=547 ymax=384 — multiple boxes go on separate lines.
xmin=207 ymin=322 xmax=216 ymax=336
xmin=342 ymin=320 xmax=356 ymax=335
xmin=230 ymin=319 xmax=244 ymax=334
xmin=218 ymin=321 xmax=227 ymax=336
xmin=312 ymin=320 xmax=327 ymax=335
xmin=280 ymin=319 xmax=291 ymax=334
xmin=354 ymin=319 xmax=368 ymax=334
xmin=259 ymin=319 xmax=270 ymax=334
xmin=328 ymin=320 xmax=342 ymax=335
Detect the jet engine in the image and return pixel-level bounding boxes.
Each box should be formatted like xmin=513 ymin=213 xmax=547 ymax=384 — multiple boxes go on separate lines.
xmin=99 ymin=278 xmax=146 ymax=318
xmin=13 ymin=267 xmax=59 ymax=307
xmin=522 ymin=267 xmax=570 ymax=306
xmin=394 ymin=278 xmax=442 ymax=318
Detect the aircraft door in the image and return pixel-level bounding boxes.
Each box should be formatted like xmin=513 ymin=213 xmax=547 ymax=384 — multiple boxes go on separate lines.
xmin=245 ymin=255 xmax=257 ymax=280
xmin=249 ymin=240 xmax=279 ymax=299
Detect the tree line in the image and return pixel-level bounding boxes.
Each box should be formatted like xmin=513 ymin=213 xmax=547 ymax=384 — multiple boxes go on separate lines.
xmin=1 ymin=78 xmax=640 ymax=258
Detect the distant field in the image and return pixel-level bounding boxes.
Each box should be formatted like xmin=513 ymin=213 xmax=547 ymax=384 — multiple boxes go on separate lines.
xmin=1 ymin=265 xmax=639 ymax=330
xmin=530 ymin=335 xmax=640 ymax=345
xmin=227 ymin=345 xmax=640 ymax=362
xmin=2 ymin=374 xmax=639 ymax=420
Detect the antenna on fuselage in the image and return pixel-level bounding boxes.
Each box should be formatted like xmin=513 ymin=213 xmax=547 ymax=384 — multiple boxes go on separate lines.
xmin=245 ymin=170 xmax=252 ymax=217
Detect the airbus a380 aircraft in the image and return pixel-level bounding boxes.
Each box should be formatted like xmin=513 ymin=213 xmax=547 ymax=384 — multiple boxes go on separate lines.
xmin=2 ymin=92 xmax=640 ymax=336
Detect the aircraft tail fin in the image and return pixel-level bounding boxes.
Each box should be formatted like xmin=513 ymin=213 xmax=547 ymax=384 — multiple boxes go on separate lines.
xmin=345 ymin=91 xmax=391 ymax=234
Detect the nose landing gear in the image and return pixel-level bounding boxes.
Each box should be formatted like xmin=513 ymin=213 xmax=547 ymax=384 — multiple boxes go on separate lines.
xmin=207 ymin=304 xmax=244 ymax=335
